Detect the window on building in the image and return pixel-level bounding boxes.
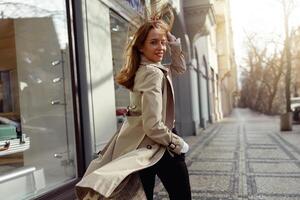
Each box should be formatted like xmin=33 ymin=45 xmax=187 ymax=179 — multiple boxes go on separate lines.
xmin=0 ymin=1 xmax=76 ymax=199
xmin=109 ymin=11 xmax=135 ymax=129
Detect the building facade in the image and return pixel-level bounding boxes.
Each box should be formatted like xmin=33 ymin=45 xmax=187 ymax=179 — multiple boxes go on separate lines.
xmin=182 ymin=0 xmax=217 ymax=134
xmin=180 ymin=0 xmax=237 ymax=136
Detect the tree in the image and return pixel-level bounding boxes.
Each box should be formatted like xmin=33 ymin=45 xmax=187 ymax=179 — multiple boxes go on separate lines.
xmin=265 ymin=49 xmax=285 ymax=113
xmin=239 ymin=34 xmax=285 ymax=114
xmin=278 ymin=0 xmax=298 ymax=131
xmin=281 ymin=0 xmax=295 ymax=113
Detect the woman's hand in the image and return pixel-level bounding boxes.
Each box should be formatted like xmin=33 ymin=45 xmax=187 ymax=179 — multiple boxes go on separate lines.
xmin=180 ymin=139 xmax=189 ymax=153
xmin=167 ymin=32 xmax=176 ymax=43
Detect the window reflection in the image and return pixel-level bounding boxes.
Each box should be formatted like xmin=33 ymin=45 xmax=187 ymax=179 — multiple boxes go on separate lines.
xmin=110 ymin=11 xmax=133 ymax=129
xmin=0 ymin=1 xmax=76 ymax=199
xmin=0 ymin=1 xmax=68 ymax=49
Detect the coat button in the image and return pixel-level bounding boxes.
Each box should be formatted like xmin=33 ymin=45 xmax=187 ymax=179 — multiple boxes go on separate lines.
xmin=146 ymin=145 xmax=152 ymax=149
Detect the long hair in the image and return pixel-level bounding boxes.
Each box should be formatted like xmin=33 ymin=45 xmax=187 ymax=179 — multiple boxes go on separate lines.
xmin=115 ymin=2 xmax=174 ymax=90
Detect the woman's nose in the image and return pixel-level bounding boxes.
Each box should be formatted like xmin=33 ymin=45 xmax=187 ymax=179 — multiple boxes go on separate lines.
xmin=158 ymin=43 xmax=166 ymax=50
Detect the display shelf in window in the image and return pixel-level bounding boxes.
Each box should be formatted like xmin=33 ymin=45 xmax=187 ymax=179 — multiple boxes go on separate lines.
xmin=0 ymin=134 xmax=30 ymax=156
xmin=0 ymin=120 xmax=30 ymax=156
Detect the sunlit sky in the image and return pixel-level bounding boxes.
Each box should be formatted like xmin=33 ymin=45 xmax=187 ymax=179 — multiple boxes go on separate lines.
xmin=230 ymin=0 xmax=300 ymax=66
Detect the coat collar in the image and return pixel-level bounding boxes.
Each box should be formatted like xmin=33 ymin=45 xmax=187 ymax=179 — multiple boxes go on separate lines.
xmin=140 ymin=55 xmax=169 ymax=72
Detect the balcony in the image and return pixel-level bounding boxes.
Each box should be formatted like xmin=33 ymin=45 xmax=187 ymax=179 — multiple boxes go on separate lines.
xmin=183 ymin=0 xmax=216 ymax=39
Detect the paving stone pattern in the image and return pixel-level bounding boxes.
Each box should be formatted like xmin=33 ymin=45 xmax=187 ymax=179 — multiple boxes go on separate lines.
xmin=153 ymin=109 xmax=300 ymax=200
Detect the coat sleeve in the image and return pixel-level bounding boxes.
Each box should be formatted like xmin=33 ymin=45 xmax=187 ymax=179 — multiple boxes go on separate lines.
xmin=138 ymin=67 xmax=183 ymax=155
xmin=168 ymin=38 xmax=186 ymax=75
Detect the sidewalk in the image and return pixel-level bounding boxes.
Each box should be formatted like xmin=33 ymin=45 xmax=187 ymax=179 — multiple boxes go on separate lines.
xmin=154 ymin=108 xmax=300 ymax=200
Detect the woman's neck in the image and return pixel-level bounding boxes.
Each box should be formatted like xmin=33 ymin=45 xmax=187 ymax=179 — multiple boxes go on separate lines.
xmin=140 ymin=55 xmax=161 ymax=65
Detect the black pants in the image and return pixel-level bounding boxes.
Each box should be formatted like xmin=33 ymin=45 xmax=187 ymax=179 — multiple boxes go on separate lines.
xmin=139 ymin=151 xmax=192 ymax=200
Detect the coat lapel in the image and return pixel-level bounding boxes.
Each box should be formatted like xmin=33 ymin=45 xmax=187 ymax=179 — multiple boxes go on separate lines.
xmin=155 ymin=64 xmax=176 ymax=129
xmin=165 ymin=74 xmax=175 ymax=129
xmin=166 ymin=71 xmax=175 ymax=105
xmin=157 ymin=67 xmax=175 ymax=129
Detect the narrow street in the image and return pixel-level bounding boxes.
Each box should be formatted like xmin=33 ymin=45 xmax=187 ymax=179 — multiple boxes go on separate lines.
xmin=154 ymin=108 xmax=300 ymax=200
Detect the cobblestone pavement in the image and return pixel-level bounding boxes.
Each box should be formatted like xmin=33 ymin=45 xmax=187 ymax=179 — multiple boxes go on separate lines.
xmin=154 ymin=108 xmax=300 ymax=200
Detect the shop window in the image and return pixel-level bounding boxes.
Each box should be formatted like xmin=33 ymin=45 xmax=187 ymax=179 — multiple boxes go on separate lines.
xmin=109 ymin=11 xmax=135 ymax=128
xmin=0 ymin=1 xmax=76 ymax=199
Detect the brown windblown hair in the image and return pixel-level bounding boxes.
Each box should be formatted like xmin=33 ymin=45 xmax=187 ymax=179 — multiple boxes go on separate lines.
xmin=115 ymin=2 xmax=174 ymax=90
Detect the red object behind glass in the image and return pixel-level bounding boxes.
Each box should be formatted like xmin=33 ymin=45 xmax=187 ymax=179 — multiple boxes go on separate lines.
xmin=116 ymin=107 xmax=128 ymax=116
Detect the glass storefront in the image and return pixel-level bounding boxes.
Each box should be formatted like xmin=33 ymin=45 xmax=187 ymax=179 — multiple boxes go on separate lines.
xmin=0 ymin=1 xmax=76 ymax=199
xmin=110 ymin=11 xmax=133 ymax=129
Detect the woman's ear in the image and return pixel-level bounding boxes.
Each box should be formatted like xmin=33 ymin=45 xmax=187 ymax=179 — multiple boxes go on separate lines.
xmin=139 ymin=47 xmax=144 ymax=53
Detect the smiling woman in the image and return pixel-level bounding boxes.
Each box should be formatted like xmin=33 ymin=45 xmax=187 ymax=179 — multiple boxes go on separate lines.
xmin=75 ymin=3 xmax=191 ymax=199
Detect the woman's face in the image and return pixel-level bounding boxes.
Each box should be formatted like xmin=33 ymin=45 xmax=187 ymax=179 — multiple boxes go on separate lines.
xmin=140 ymin=28 xmax=167 ymax=63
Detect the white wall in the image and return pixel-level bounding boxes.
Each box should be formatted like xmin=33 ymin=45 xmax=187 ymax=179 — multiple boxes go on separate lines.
xmin=83 ymin=0 xmax=117 ymax=155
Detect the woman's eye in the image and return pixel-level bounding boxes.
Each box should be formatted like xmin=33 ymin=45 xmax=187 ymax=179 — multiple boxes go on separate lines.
xmin=149 ymin=40 xmax=166 ymax=46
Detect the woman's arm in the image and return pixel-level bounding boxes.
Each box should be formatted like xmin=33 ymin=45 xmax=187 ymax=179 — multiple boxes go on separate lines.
xmin=137 ymin=66 xmax=184 ymax=154
xmin=167 ymin=32 xmax=186 ymax=75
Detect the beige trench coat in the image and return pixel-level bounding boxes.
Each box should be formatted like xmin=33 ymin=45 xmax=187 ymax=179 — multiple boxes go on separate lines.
xmin=76 ymin=40 xmax=186 ymax=200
